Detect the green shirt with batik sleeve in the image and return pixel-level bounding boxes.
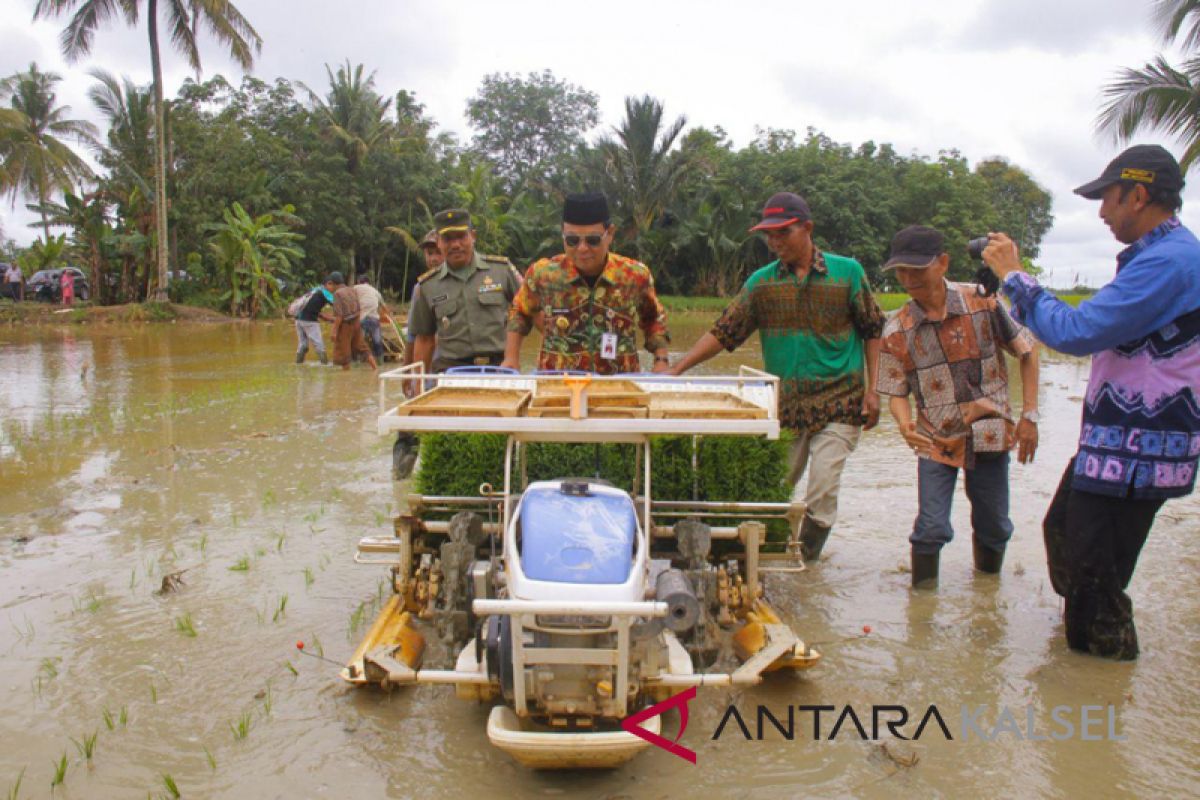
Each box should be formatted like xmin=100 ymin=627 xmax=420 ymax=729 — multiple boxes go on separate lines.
xmin=710 ymin=251 xmax=885 ymax=433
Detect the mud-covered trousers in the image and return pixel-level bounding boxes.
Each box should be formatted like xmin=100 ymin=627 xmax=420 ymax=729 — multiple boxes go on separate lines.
xmin=1043 ymin=458 xmax=1165 ymax=660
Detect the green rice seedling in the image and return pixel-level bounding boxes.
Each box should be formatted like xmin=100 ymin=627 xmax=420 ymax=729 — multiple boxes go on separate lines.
xmin=149 ymin=683 xmax=157 ymax=704
xmin=197 ymin=533 xmax=209 ymax=556
xmin=254 ymin=547 xmax=266 ymax=558
xmin=12 ymin=616 xmax=35 ymax=643
xmin=230 ymin=711 xmax=253 ymax=740
xmin=231 ymin=512 xmax=240 ymax=528
xmin=50 ymin=752 xmax=67 ymax=788
xmin=174 ymin=613 xmax=197 ymax=638
xmin=261 ymin=685 xmax=273 ymax=715
xmin=129 ymin=568 xmax=138 ymax=589
xmin=203 ymin=746 xmax=216 ymax=771
xmin=261 ymin=489 xmax=276 ymax=510
xmin=303 ymin=567 xmax=314 ymax=588
xmin=272 ymin=595 xmax=288 ymax=623
xmin=7 ymin=766 xmax=25 ymax=800
xmin=38 ymin=657 xmax=59 ymax=682
xmin=119 ymin=706 xmax=128 ymax=726
xmin=228 ymin=556 xmax=250 ymax=572
xmin=310 ymin=633 xmax=324 ymax=657
xmin=275 ymin=532 xmax=286 ymax=553
xmin=285 ymin=661 xmax=298 ymax=677
xmin=71 ymin=730 xmax=98 ymax=761
xmin=348 ymin=602 xmax=366 ymax=634
xmin=73 ymin=591 xmax=104 ymax=614
xmin=102 ymin=707 xmax=114 ymax=731
xmin=372 ymin=509 xmax=388 ymax=527
xmin=301 ymin=511 xmax=317 ymax=524
xmin=160 ymin=773 xmax=181 ymax=799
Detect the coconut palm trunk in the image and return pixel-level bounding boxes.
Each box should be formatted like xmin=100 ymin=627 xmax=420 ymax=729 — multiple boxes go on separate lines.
xmin=147 ymin=0 xmax=169 ymax=302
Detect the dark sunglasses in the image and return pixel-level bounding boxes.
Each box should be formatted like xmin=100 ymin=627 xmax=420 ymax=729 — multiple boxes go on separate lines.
xmin=563 ymin=233 xmax=605 ymax=247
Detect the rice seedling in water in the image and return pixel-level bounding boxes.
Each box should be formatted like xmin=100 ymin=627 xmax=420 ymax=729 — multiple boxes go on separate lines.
xmin=197 ymin=533 xmax=209 ymax=556
xmin=228 ymin=556 xmax=250 ymax=572
xmin=174 ymin=613 xmax=198 ymax=638
xmin=73 ymin=591 xmax=104 ymax=614
xmin=12 ymin=616 xmax=35 ymax=643
xmin=348 ymin=601 xmax=367 ymax=634
xmin=261 ymin=684 xmax=273 ymax=715
xmin=303 ymin=567 xmax=314 ymax=588
xmin=160 ymin=772 xmax=181 ymax=799
xmin=309 ymin=633 xmax=324 ymax=657
xmin=7 ymin=767 xmax=25 ymax=800
xmin=38 ymin=657 xmax=60 ymax=682
xmin=230 ymin=711 xmax=253 ymax=740
xmin=275 ymin=532 xmax=286 ymax=553
xmin=71 ymin=730 xmax=98 ymax=761
xmin=50 ymin=752 xmax=67 ymax=788
xmin=119 ymin=706 xmax=128 ymax=726
xmin=262 ymin=489 xmax=276 ymax=510
xmin=129 ymin=568 xmax=138 ymax=589
xmin=149 ymin=683 xmax=157 ymax=703
xmin=285 ymin=661 xmax=298 ymax=676
xmin=372 ymin=509 xmax=388 ymax=527
xmin=272 ymin=594 xmax=288 ymax=623
xmin=102 ymin=707 xmax=114 ymax=731
xmin=203 ymin=746 xmax=216 ymax=771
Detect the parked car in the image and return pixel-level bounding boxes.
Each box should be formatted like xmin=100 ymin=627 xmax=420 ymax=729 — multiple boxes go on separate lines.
xmin=27 ymin=268 xmax=90 ymax=302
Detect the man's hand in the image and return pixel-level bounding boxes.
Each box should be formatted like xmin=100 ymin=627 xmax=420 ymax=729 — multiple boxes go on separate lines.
xmin=861 ymin=390 xmax=881 ymax=430
xmin=1015 ymin=418 xmax=1038 ymax=464
xmin=900 ymin=420 xmax=934 ymax=458
xmin=651 ymin=357 xmax=671 ymax=374
xmin=981 ymin=232 xmax=1022 ymax=280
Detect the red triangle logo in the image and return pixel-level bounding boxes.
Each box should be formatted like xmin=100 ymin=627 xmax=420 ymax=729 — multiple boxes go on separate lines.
xmin=620 ymin=687 xmax=697 ymax=764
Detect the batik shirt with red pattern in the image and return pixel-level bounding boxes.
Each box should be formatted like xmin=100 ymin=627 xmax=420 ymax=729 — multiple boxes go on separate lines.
xmin=876 ymin=281 xmax=1036 ymax=468
xmin=507 ymin=252 xmax=670 ymax=374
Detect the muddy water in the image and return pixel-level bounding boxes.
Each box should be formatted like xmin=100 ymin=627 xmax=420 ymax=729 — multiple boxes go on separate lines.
xmin=0 ymin=317 xmax=1197 ymax=799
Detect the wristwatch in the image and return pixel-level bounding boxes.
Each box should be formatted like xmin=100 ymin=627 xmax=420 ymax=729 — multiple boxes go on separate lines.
xmin=1021 ymin=410 xmax=1040 ymax=424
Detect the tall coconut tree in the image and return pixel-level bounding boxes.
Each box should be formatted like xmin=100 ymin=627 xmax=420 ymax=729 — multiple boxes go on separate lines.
xmin=33 ymin=0 xmax=262 ymax=301
xmin=1097 ymin=0 xmax=1200 ymax=170
xmin=0 ymin=62 xmax=97 ymax=240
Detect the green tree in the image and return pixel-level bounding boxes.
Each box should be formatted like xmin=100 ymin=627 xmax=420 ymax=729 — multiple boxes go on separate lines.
xmin=0 ymin=63 xmax=96 ymax=240
xmin=466 ymin=70 xmax=598 ymax=191
xmin=590 ymin=95 xmax=693 ymax=265
xmin=974 ymin=157 xmax=1054 ymax=258
xmin=206 ymin=201 xmax=304 ymax=317
xmin=34 ymin=0 xmax=263 ymax=301
xmin=1097 ymin=0 xmax=1200 ymax=169
xmin=29 ymin=190 xmax=113 ymax=302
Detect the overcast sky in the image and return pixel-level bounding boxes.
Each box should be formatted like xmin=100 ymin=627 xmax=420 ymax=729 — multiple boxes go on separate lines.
xmin=0 ymin=0 xmax=1193 ymax=286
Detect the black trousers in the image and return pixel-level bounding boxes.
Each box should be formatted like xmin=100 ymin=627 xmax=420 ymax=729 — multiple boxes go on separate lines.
xmin=1043 ymin=458 xmax=1165 ymax=660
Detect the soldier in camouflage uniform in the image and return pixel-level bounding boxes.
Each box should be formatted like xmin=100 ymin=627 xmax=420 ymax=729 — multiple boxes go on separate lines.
xmin=409 ymin=209 xmax=523 ymax=373
xmin=503 ymin=192 xmax=671 ymax=374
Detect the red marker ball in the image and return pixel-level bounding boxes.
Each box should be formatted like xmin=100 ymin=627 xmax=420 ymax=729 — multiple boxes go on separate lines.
xmin=862 ymin=625 xmax=872 ymax=635
xmin=296 ymin=641 xmax=305 ymax=650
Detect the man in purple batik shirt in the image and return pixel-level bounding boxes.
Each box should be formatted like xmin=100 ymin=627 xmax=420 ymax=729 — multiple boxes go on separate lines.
xmin=983 ymin=144 xmax=1200 ymax=661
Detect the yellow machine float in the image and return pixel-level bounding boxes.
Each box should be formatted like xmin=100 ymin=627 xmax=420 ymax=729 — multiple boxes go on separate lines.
xmin=345 ymin=366 xmax=820 ymax=768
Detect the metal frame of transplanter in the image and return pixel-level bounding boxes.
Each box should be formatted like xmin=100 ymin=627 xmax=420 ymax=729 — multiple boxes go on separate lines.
xmin=351 ymin=365 xmax=816 ymax=696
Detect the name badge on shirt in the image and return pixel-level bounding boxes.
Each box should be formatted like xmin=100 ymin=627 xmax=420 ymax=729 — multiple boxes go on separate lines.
xmin=600 ymin=333 xmax=618 ymax=360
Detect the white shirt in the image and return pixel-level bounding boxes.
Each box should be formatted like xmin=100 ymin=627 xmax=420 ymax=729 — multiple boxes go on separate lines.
xmin=352 ymin=284 xmax=383 ymax=320
xmin=3 ymin=265 xmax=20 ymax=283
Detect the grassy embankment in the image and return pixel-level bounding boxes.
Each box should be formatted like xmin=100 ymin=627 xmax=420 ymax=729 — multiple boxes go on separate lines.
xmin=0 ymin=301 xmax=231 ymax=325
xmin=660 ymin=293 xmax=1089 ymax=313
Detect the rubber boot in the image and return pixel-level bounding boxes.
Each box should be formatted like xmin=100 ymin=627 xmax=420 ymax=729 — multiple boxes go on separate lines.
xmin=799 ymin=517 xmax=832 ymax=562
xmin=973 ymin=541 xmax=1005 ymax=574
xmin=295 ymin=351 xmax=305 ymax=364
xmin=911 ymin=550 xmax=939 ymax=589
xmin=393 ymin=433 xmax=418 ymax=480
xmin=318 ymin=351 xmax=329 ymax=366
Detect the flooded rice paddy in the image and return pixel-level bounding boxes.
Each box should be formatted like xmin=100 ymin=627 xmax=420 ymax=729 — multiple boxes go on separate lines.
xmin=1 ymin=316 xmax=1197 ymax=799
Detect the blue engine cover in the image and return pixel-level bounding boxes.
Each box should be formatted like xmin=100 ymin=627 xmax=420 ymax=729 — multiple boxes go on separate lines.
xmin=519 ymin=485 xmax=637 ymax=584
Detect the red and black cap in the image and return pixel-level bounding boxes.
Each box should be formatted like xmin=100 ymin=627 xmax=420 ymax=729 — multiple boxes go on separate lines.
xmin=750 ymin=192 xmax=812 ymax=231
xmin=1073 ymin=144 xmax=1185 ymax=199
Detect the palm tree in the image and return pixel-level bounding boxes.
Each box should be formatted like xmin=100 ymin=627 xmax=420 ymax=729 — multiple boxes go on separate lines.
xmin=302 ymin=61 xmax=393 ymax=279
xmin=0 ymin=63 xmax=97 ymax=240
xmin=33 ymin=0 xmax=262 ymax=302
xmin=1097 ymin=1 xmax=1200 ymax=170
xmin=592 ymin=95 xmax=692 ymax=259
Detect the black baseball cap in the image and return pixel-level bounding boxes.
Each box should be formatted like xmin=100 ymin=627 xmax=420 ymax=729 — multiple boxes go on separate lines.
xmin=419 ymin=229 xmax=439 ymax=249
xmin=434 ymin=209 xmax=472 ymax=235
xmin=883 ymin=225 xmax=944 ymax=270
xmin=750 ymin=192 xmax=812 ymax=231
xmin=326 ymin=271 xmax=345 ymax=284
xmin=1073 ymin=144 xmax=1185 ymax=199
